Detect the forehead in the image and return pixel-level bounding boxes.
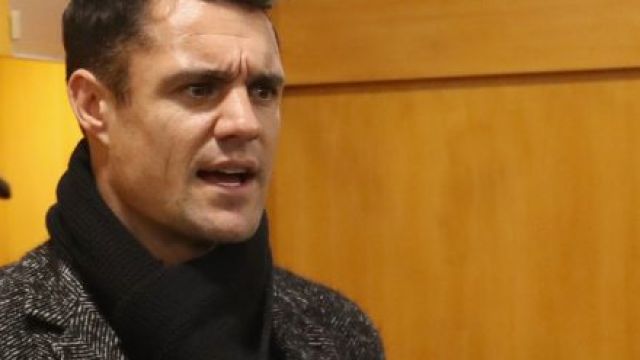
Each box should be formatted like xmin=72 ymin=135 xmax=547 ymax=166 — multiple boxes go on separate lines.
xmin=148 ymin=0 xmax=271 ymax=32
xmin=135 ymin=0 xmax=280 ymax=71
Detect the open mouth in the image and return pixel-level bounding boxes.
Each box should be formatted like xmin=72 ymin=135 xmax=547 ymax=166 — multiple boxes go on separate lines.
xmin=197 ymin=168 xmax=256 ymax=188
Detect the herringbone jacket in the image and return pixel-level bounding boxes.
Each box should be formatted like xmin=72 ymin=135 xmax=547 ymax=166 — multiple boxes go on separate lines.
xmin=0 ymin=243 xmax=384 ymax=359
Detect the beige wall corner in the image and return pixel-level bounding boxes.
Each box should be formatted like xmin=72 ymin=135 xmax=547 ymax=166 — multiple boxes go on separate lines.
xmin=0 ymin=0 xmax=10 ymax=56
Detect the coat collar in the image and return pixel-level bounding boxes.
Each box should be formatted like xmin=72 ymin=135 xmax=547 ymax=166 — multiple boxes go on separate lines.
xmin=270 ymin=270 xmax=340 ymax=360
xmin=22 ymin=244 xmax=126 ymax=359
xmin=19 ymin=244 xmax=342 ymax=360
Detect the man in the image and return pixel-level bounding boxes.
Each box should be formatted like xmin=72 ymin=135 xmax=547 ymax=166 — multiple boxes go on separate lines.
xmin=0 ymin=0 xmax=384 ymax=358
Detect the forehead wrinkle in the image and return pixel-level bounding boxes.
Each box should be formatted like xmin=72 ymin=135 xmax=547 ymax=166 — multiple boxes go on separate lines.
xmin=184 ymin=32 xmax=251 ymax=40
xmin=174 ymin=45 xmax=243 ymax=78
xmin=173 ymin=33 xmax=280 ymax=76
xmin=138 ymin=1 xmax=282 ymax=85
xmin=143 ymin=0 xmax=279 ymax=58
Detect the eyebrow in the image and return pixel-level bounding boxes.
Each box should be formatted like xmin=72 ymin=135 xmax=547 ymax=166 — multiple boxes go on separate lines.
xmin=247 ymin=73 xmax=286 ymax=88
xmin=158 ymin=69 xmax=285 ymax=91
xmin=158 ymin=69 xmax=234 ymax=90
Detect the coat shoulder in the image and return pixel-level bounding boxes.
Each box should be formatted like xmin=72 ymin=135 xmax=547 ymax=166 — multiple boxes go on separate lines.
xmin=0 ymin=243 xmax=59 ymax=357
xmin=273 ymin=267 xmax=384 ymax=359
xmin=0 ymin=243 xmax=55 ymax=314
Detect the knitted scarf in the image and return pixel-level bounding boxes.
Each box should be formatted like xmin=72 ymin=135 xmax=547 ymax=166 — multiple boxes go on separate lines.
xmin=47 ymin=140 xmax=274 ymax=360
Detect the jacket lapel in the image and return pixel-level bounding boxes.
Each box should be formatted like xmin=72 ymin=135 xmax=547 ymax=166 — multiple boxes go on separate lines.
xmin=22 ymin=248 xmax=126 ymax=360
xmin=50 ymin=299 xmax=125 ymax=360
xmin=272 ymin=280 xmax=340 ymax=360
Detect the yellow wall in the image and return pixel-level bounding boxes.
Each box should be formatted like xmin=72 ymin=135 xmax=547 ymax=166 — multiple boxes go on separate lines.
xmin=0 ymin=57 xmax=80 ymax=264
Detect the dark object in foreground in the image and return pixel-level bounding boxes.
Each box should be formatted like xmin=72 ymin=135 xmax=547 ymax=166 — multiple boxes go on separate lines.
xmin=0 ymin=177 xmax=10 ymax=199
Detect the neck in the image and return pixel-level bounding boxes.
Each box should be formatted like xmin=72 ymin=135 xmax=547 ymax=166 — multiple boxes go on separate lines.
xmin=91 ymin=153 xmax=211 ymax=265
xmin=47 ymin=140 xmax=274 ymax=359
xmin=96 ymin=177 xmax=213 ymax=265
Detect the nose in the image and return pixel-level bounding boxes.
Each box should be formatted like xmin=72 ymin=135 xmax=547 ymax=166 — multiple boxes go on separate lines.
xmin=213 ymin=85 xmax=261 ymax=141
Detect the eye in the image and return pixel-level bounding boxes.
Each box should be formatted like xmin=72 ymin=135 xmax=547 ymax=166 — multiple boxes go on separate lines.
xmin=249 ymin=83 xmax=279 ymax=102
xmin=186 ymin=83 xmax=216 ymax=98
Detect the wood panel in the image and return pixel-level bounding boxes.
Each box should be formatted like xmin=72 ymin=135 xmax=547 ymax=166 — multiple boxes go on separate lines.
xmin=268 ymin=70 xmax=640 ymax=359
xmin=271 ymin=0 xmax=640 ymax=85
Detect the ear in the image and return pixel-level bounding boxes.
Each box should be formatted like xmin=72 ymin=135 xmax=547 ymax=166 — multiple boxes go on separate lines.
xmin=67 ymin=69 xmax=115 ymax=145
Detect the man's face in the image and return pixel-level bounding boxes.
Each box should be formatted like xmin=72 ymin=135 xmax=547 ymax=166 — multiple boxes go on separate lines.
xmin=100 ymin=0 xmax=284 ymax=247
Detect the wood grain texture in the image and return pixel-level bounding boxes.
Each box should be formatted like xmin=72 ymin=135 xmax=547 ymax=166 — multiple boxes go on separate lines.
xmin=271 ymin=0 xmax=640 ymax=85
xmin=268 ymin=71 xmax=640 ymax=359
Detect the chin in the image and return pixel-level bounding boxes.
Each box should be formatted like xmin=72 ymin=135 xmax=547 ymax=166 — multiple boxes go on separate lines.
xmin=193 ymin=211 xmax=263 ymax=244
xmin=208 ymin=228 xmax=256 ymax=244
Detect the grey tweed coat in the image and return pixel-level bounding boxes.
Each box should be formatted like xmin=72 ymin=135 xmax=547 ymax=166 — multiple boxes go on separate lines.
xmin=0 ymin=243 xmax=384 ymax=359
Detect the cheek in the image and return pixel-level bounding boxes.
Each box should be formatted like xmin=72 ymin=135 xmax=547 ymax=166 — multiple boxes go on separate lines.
xmin=108 ymin=111 xmax=174 ymax=189
xmin=257 ymin=119 xmax=280 ymax=187
xmin=158 ymin=110 xmax=221 ymax=190
xmin=182 ymin=113 xmax=219 ymax=159
xmin=259 ymin=108 xmax=281 ymax=144
xmin=266 ymin=115 xmax=281 ymax=156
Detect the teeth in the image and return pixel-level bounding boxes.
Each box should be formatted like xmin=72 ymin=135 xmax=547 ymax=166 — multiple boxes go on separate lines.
xmin=218 ymin=168 xmax=247 ymax=175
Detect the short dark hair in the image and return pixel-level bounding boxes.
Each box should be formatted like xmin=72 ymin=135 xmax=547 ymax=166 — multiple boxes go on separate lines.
xmin=62 ymin=0 xmax=274 ymax=102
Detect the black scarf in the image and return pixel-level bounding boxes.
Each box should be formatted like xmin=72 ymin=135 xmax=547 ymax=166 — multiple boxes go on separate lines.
xmin=47 ymin=140 xmax=274 ymax=360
